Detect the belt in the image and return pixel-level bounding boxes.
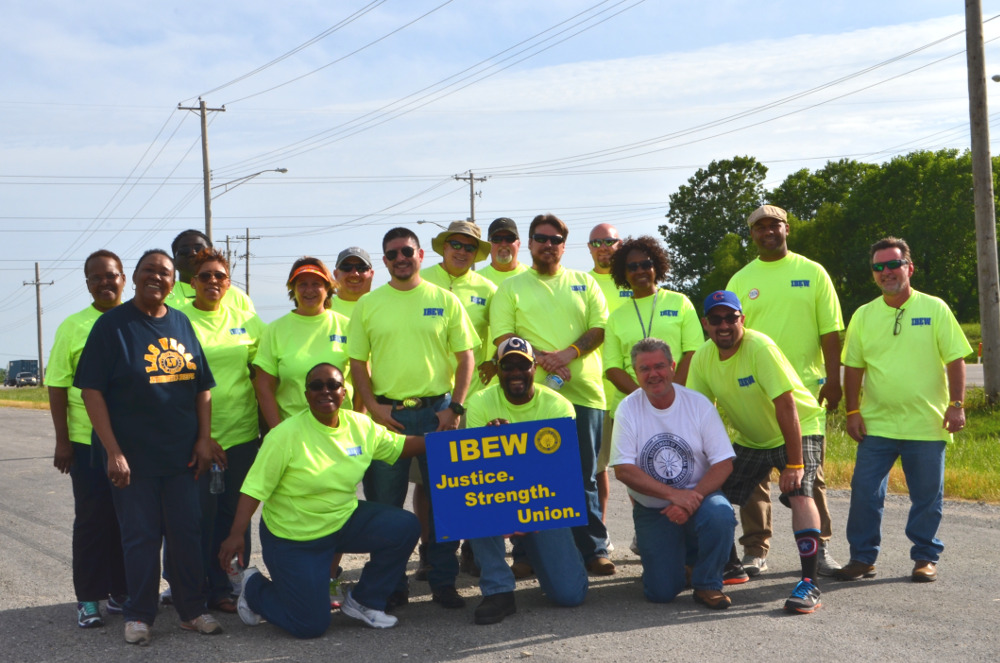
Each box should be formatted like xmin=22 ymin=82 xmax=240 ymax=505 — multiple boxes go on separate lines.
xmin=375 ymin=394 xmax=446 ymax=410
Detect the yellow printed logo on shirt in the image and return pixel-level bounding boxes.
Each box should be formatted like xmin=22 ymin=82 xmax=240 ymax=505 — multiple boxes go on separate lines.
xmin=144 ymin=337 xmax=198 ymax=384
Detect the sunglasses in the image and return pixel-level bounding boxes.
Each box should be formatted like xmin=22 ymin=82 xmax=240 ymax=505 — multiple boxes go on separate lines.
xmin=531 ymin=233 xmax=565 ymax=245
xmin=872 ymin=259 xmax=909 ymax=272
xmin=499 ymin=358 xmax=533 ymax=371
xmin=384 ymin=246 xmax=416 ymax=261
xmin=307 ymin=379 xmax=343 ymax=392
xmin=447 ymin=239 xmax=478 ymax=253
xmin=491 ymin=234 xmax=517 ymax=244
xmin=706 ymin=313 xmax=741 ymax=326
xmin=588 ymin=238 xmax=619 ymax=248
xmin=195 ymin=271 xmax=229 ymax=283
xmin=626 ymin=259 xmax=654 ymax=272
xmin=338 ymin=263 xmax=370 ymax=274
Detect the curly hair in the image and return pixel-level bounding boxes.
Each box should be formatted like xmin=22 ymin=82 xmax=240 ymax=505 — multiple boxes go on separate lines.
xmin=190 ymin=248 xmax=230 ymax=276
xmin=286 ymin=257 xmax=335 ymax=308
xmin=609 ymin=235 xmax=670 ymax=290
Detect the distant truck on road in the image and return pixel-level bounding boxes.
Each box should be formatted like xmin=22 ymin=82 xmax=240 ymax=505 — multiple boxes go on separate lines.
xmin=5 ymin=360 xmax=39 ymax=387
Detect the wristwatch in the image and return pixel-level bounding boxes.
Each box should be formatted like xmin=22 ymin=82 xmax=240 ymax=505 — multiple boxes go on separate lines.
xmin=449 ymin=401 xmax=466 ymax=415
xmin=949 ymin=400 xmax=964 ymax=409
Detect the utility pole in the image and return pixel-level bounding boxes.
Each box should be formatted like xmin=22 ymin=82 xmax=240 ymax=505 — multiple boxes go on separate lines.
xmin=965 ymin=0 xmax=1000 ymax=403
xmin=453 ymin=171 xmax=488 ymax=224
xmin=23 ymin=263 xmax=52 ymax=385
xmin=233 ymin=228 xmax=260 ymax=294
xmin=177 ymin=98 xmax=226 ymax=243
xmin=225 ymin=235 xmax=232 ymax=266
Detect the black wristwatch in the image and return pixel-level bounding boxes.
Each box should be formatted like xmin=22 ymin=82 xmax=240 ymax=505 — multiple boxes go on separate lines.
xmin=449 ymin=401 xmax=466 ymax=415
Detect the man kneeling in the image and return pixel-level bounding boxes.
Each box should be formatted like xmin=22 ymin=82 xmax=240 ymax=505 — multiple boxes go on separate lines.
xmin=611 ymin=338 xmax=737 ymax=609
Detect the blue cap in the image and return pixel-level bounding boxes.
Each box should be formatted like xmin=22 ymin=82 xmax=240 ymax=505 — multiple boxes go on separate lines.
xmin=703 ymin=290 xmax=742 ymax=316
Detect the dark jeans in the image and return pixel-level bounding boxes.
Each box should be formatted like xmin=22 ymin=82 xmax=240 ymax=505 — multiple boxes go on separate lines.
xmin=205 ymin=440 xmax=258 ymax=602
xmin=69 ymin=442 xmax=126 ymax=602
xmin=110 ymin=472 xmax=206 ymax=624
xmin=245 ymin=501 xmax=419 ymax=639
xmin=571 ymin=404 xmax=609 ymax=562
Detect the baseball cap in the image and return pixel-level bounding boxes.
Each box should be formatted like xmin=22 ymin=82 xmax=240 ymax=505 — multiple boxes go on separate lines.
xmin=431 ymin=220 xmax=491 ymax=262
xmin=488 ymin=217 xmax=519 ymax=240
xmin=336 ymin=247 xmax=372 ymax=270
xmin=496 ymin=336 xmax=535 ymax=363
xmin=746 ymin=204 xmax=788 ymax=228
xmin=702 ymin=290 xmax=742 ymax=316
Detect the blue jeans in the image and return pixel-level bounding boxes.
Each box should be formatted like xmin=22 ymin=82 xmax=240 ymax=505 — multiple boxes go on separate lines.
xmin=470 ymin=528 xmax=588 ymax=607
xmin=632 ymin=492 xmax=736 ymax=603
xmin=245 ymin=501 xmax=419 ymax=639
xmin=362 ymin=397 xmax=460 ymax=591
xmin=69 ymin=442 xmax=126 ymax=602
xmin=846 ymin=435 xmax=946 ymax=564
xmin=572 ymin=404 xmax=609 ymax=562
xmin=110 ymin=472 xmax=206 ymax=624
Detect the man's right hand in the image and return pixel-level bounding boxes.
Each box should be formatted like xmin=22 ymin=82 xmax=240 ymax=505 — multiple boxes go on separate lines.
xmin=370 ymin=402 xmax=405 ymax=432
xmin=846 ymin=411 xmax=866 ymax=442
xmin=667 ymin=488 xmax=703 ymax=515
xmin=53 ymin=437 xmax=74 ymax=474
xmin=107 ymin=451 xmax=131 ymax=489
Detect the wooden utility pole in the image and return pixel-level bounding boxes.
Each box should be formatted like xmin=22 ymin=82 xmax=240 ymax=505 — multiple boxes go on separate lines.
xmin=23 ymin=263 xmax=52 ymax=385
xmin=177 ymin=99 xmax=226 ymax=243
xmin=965 ymin=0 xmax=1000 ymax=402
xmin=453 ymin=171 xmax=488 ymax=224
xmin=233 ymin=228 xmax=260 ymax=294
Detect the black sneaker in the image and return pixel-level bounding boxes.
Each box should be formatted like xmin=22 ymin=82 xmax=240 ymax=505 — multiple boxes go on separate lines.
xmin=474 ymin=592 xmax=517 ymax=625
xmin=431 ymin=585 xmax=465 ymax=609
xmin=723 ymin=561 xmax=750 ymax=585
xmin=784 ymin=578 xmax=822 ymax=614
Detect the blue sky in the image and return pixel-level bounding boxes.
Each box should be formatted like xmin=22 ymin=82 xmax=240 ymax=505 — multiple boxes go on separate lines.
xmin=2 ymin=1 xmax=999 ymax=366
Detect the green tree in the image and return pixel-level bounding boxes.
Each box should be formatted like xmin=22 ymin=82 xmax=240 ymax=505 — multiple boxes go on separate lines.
xmin=770 ymin=159 xmax=876 ymax=221
xmin=660 ymin=156 xmax=766 ymax=301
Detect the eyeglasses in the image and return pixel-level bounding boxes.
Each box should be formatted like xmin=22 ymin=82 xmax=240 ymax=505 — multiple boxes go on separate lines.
xmin=872 ymin=259 xmax=909 ymax=272
xmin=531 ymin=233 xmax=565 ymax=245
xmin=706 ymin=313 xmax=741 ymax=326
xmin=86 ymin=272 xmax=123 ymax=285
xmin=626 ymin=259 xmax=654 ymax=272
xmin=588 ymin=238 xmax=619 ymax=248
xmin=893 ymin=307 xmax=905 ymax=336
xmin=195 ymin=271 xmax=229 ymax=283
xmin=307 ymin=379 xmax=343 ymax=392
xmin=384 ymin=246 xmax=416 ymax=260
xmin=491 ymin=234 xmax=517 ymax=244
xmin=447 ymin=239 xmax=478 ymax=253
xmin=337 ymin=263 xmax=370 ymax=273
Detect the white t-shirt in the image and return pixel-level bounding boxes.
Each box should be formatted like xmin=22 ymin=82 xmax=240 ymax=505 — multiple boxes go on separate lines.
xmin=610 ymin=385 xmax=735 ymax=510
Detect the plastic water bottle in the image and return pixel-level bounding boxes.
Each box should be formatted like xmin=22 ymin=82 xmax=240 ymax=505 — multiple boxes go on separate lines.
xmin=227 ymin=557 xmax=243 ymax=596
xmin=209 ymin=463 xmax=225 ymax=494
xmin=544 ymin=374 xmax=564 ymax=390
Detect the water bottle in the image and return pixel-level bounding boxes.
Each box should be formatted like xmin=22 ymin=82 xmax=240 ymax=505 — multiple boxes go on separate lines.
xmin=227 ymin=557 xmax=244 ymax=596
xmin=209 ymin=463 xmax=225 ymax=494
xmin=544 ymin=373 xmax=564 ymax=390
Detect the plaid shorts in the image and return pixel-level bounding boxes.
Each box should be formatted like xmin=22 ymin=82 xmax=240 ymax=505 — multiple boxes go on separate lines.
xmin=723 ymin=434 xmax=824 ymax=508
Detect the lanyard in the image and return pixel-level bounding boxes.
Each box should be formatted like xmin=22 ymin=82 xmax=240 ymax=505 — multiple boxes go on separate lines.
xmin=632 ymin=290 xmax=658 ymax=339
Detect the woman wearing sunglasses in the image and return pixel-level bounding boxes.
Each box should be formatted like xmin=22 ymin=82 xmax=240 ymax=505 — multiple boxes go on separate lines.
xmin=180 ymin=248 xmax=265 ymax=614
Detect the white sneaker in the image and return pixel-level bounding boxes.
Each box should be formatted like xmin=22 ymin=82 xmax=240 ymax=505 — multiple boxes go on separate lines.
xmin=237 ymin=567 xmax=262 ymax=626
xmin=159 ymin=586 xmax=172 ymax=606
xmin=741 ymin=554 xmax=768 ymax=577
xmin=817 ymin=542 xmax=842 ymax=577
xmin=341 ymin=591 xmax=397 ymax=629
xmin=124 ymin=620 xmax=151 ymax=646
xmin=180 ymin=613 xmax=223 ymax=635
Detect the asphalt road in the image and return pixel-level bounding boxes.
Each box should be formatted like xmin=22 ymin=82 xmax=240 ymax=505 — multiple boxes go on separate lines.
xmin=1 ymin=407 xmax=998 ymax=662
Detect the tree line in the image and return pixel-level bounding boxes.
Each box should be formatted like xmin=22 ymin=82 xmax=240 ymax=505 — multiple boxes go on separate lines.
xmin=658 ymin=150 xmax=993 ymax=322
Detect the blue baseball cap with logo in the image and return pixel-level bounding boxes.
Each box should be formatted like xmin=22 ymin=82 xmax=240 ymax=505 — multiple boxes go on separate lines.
xmin=497 ymin=336 xmax=535 ymax=363
xmin=702 ymin=290 xmax=742 ymax=316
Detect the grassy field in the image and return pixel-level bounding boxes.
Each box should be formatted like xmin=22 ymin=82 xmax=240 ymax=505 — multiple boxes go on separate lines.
xmin=0 ymin=386 xmax=51 ymax=410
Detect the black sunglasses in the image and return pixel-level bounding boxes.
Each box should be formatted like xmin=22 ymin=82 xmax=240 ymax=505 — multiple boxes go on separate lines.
xmin=531 ymin=233 xmax=565 ymax=245
xmin=338 ymin=263 xmax=370 ymax=273
xmin=307 ymin=379 xmax=343 ymax=392
xmin=385 ymin=246 xmax=416 ymax=260
xmin=706 ymin=313 xmax=741 ymax=326
xmin=447 ymin=239 xmax=478 ymax=253
xmin=491 ymin=234 xmax=517 ymax=244
xmin=626 ymin=259 xmax=654 ymax=272
xmin=872 ymin=259 xmax=908 ymax=272
xmin=195 ymin=271 xmax=229 ymax=283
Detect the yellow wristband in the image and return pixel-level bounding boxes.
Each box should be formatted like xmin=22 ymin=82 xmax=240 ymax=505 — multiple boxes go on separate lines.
xmin=785 ymin=464 xmax=805 ymax=470
xmin=570 ymin=344 xmax=582 ymax=358
xmin=845 ymin=410 xmax=861 ymax=416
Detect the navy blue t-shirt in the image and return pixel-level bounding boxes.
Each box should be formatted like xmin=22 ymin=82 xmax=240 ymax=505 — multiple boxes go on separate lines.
xmin=75 ymin=301 xmax=215 ymax=477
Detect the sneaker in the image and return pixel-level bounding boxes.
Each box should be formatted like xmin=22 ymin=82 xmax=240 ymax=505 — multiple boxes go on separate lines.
xmin=341 ymin=591 xmax=398 ymax=628
xmin=693 ymin=589 xmax=731 ymax=610
xmin=510 ymin=560 xmax=534 ymax=579
xmin=586 ymin=557 xmax=616 ymax=576
xmin=77 ymin=601 xmax=104 ymax=628
xmin=723 ymin=561 xmax=750 ymax=585
xmin=741 ymin=554 xmax=768 ymax=577
xmin=832 ymin=560 xmax=877 ymax=581
xmin=159 ymin=586 xmax=172 ymax=606
xmin=629 ymin=534 xmax=641 ymax=556
xmin=106 ymin=595 xmax=127 ymax=615
xmin=474 ymin=591 xmax=517 ymax=625
xmin=237 ymin=567 xmax=262 ymax=626
xmin=604 ymin=537 xmax=615 ymax=553
xmin=124 ymin=620 xmax=151 ymax=646
xmin=784 ymin=578 xmax=822 ymax=614
xmin=180 ymin=613 xmax=223 ymax=635
xmin=414 ymin=543 xmax=430 ymax=582
xmin=330 ymin=577 xmax=346 ymax=609
xmin=431 ymin=585 xmax=466 ymax=609
xmin=817 ymin=542 xmax=842 ymax=577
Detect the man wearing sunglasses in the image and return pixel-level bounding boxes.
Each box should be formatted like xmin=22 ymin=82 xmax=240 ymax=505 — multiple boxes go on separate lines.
xmin=491 ymin=213 xmax=615 ymax=577
xmin=330 ymin=247 xmax=374 ymax=319
xmin=479 ymin=217 xmax=528 ymax=288
xmin=835 ymin=237 xmax=970 ymax=584
xmin=726 ymin=204 xmax=844 ymax=579
xmin=687 ymin=290 xmax=827 ymax=614
xmin=465 ymin=337 xmax=587 ymax=624
xmin=348 ymin=226 xmax=479 ymax=610
xmin=165 ymin=229 xmax=255 ymax=314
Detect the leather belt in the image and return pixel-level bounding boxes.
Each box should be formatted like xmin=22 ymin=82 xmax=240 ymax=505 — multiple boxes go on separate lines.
xmin=375 ymin=394 xmax=446 ymax=410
